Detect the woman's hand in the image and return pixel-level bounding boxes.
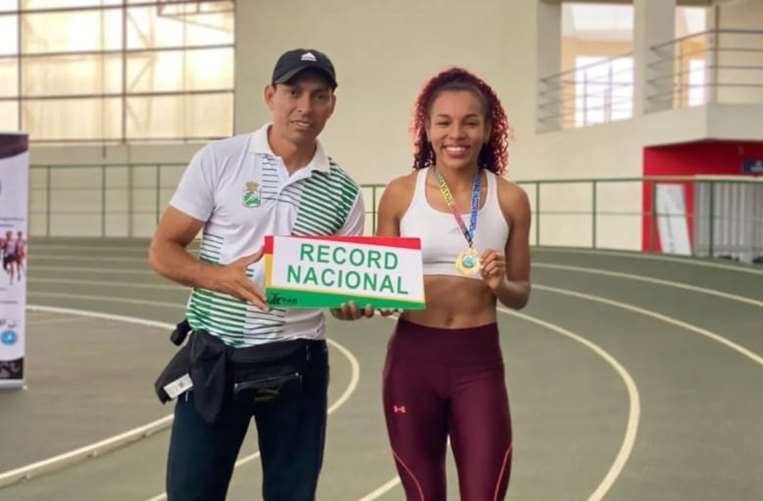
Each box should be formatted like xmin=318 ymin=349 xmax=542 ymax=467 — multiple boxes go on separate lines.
xmin=479 ymin=249 xmax=507 ymax=291
xmin=330 ymin=301 xmax=375 ymax=321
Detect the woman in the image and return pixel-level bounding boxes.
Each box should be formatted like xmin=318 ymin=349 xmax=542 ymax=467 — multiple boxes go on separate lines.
xmin=376 ymin=67 xmax=531 ymax=500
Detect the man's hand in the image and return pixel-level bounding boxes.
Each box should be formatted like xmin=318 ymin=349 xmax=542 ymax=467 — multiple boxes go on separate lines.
xmin=211 ymin=248 xmax=267 ymax=310
xmin=330 ymin=301 xmax=374 ymax=321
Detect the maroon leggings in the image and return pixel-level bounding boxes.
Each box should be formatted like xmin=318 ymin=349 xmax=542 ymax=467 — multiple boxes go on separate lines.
xmin=383 ymin=319 xmax=512 ymax=501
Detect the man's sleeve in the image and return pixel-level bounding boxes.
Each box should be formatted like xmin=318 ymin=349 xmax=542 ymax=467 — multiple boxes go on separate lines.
xmin=169 ymin=146 xmax=217 ymax=222
xmin=336 ymin=190 xmax=366 ymax=236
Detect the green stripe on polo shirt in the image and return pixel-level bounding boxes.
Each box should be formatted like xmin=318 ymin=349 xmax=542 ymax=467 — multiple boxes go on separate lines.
xmin=199 ymin=233 xmax=223 ymax=263
xmin=293 ymin=165 xmax=359 ymax=236
xmin=186 ymin=232 xmax=286 ymax=346
xmin=184 ymin=164 xmax=357 ymax=347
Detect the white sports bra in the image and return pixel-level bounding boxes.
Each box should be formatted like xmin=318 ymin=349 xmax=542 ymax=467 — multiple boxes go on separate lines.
xmin=399 ymin=168 xmax=510 ymax=279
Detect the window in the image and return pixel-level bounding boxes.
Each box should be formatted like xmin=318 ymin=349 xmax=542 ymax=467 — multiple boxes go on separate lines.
xmin=0 ymin=0 xmax=234 ymax=143
xmin=575 ymin=56 xmax=633 ymax=127
xmin=688 ymin=59 xmax=706 ymax=107
xmin=561 ymin=3 xmax=634 ymax=129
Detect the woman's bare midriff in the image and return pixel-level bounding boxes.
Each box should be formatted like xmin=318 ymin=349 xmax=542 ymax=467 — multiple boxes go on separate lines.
xmin=401 ymin=274 xmax=497 ymax=329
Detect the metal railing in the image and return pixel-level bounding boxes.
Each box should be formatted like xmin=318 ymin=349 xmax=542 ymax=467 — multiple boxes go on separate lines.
xmin=538 ymin=29 xmax=763 ymax=132
xmin=516 ymin=175 xmax=763 ymax=262
xmin=537 ymin=53 xmax=634 ymax=132
xmin=648 ymin=29 xmax=763 ymax=110
xmin=29 ymin=163 xmax=186 ymax=237
xmin=29 ymin=165 xmax=763 ymax=263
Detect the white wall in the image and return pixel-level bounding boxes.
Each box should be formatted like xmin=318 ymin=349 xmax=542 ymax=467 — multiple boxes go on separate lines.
xmin=718 ymin=0 xmax=763 ymax=29
xmin=26 ymin=0 xmax=763 ymax=245
xmin=235 ymin=0 xmax=521 ymax=185
xmin=28 ymin=0 xmax=670 ymax=184
xmin=716 ymin=0 xmax=763 ymax=104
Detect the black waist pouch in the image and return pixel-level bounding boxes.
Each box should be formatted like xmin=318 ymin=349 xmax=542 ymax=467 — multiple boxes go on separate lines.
xmin=154 ymin=343 xmax=192 ymax=404
xmin=154 ymin=322 xmax=310 ymax=415
xmin=154 ymin=319 xmax=194 ymax=404
xmin=230 ymin=340 xmax=308 ymax=400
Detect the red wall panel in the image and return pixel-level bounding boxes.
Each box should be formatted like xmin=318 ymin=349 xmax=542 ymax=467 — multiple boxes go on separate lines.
xmin=642 ymin=141 xmax=763 ymax=251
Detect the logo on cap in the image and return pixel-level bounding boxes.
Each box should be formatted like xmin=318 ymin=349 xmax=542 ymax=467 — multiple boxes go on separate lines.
xmin=301 ymin=52 xmax=317 ymax=62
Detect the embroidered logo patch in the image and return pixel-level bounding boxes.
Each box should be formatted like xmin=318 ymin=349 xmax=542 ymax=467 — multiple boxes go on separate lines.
xmin=242 ymin=181 xmax=261 ymax=208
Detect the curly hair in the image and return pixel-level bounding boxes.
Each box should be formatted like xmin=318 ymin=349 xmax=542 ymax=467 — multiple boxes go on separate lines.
xmin=411 ymin=67 xmax=510 ymax=175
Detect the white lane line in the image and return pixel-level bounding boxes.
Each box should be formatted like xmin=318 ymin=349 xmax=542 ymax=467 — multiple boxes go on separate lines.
xmin=29 ymin=277 xmax=185 ymax=291
xmin=30 ymin=266 xmax=155 ymax=275
xmin=26 ymin=312 xmax=71 ymax=322
xmin=29 ymin=245 xmax=150 ymax=252
xmin=533 ymin=247 xmax=763 ymax=276
xmin=0 ymin=306 xmax=175 ymax=488
xmin=358 ymin=309 xmax=641 ymax=501
xmin=501 ymin=308 xmax=640 ymax=501
xmin=30 ymin=255 xmax=146 ymax=262
xmin=358 ymin=477 xmax=403 ymax=501
xmin=533 ymin=262 xmax=763 ymax=308
xmin=143 ymin=337 xmax=361 ymax=501
xmin=26 ymin=305 xmax=173 ymax=331
xmin=27 ymin=315 xmax=101 ymax=327
xmin=28 ymin=292 xmax=185 ymax=309
xmin=1 ymin=305 xmax=361 ymax=497
xmin=535 ymin=284 xmax=763 ymax=367
xmin=29 ymin=245 xmax=198 ymax=253
xmin=362 ymin=278 xmax=763 ymax=501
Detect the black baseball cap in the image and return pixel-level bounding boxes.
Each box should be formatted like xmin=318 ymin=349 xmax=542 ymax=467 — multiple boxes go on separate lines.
xmin=271 ymin=48 xmax=337 ymax=89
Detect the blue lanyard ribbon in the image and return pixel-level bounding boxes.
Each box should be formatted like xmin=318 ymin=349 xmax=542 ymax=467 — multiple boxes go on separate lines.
xmin=432 ymin=167 xmax=480 ymax=247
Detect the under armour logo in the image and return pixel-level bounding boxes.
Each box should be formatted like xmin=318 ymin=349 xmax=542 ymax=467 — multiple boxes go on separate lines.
xmin=392 ymin=405 xmax=407 ymax=414
xmin=301 ymin=52 xmax=317 ymax=62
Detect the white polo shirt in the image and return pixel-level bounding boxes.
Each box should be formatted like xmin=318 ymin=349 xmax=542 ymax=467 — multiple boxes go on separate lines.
xmin=170 ymin=124 xmax=364 ymax=347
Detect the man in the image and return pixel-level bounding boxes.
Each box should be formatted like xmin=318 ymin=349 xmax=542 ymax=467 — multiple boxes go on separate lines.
xmin=149 ymin=48 xmax=367 ymax=501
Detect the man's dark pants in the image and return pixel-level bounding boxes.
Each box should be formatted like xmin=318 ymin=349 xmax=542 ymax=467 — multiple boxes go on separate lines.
xmin=166 ymin=340 xmax=329 ymax=501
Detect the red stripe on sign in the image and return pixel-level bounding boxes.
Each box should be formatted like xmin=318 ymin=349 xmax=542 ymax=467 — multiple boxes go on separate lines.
xmin=263 ymin=235 xmax=274 ymax=254
xmin=284 ymin=235 xmax=421 ymax=249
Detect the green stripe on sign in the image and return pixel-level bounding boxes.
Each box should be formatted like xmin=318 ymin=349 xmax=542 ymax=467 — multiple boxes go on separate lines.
xmin=266 ymin=287 xmax=425 ymax=310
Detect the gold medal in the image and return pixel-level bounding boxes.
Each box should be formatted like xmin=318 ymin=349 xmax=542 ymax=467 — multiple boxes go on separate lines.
xmin=455 ymin=248 xmax=481 ymax=276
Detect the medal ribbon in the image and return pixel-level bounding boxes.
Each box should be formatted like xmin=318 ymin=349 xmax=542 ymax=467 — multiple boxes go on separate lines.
xmin=432 ymin=167 xmax=480 ymax=247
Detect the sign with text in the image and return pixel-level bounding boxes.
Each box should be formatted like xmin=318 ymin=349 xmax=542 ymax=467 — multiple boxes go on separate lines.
xmin=656 ymin=183 xmax=691 ymax=256
xmin=264 ymin=235 xmax=425 ymax=309
xmin=741 ymin=159 xmax=763 ymax=174
xmin=0 ymin=133 xmax=29 ymax=389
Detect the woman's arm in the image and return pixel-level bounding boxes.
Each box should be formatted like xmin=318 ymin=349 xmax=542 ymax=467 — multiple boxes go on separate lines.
xmin=480 ymin=180 xmax=531 ymax=310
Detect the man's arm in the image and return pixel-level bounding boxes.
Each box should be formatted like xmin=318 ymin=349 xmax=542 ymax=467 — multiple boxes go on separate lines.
xmin=148 ymin=207 xmax=266 ymax=309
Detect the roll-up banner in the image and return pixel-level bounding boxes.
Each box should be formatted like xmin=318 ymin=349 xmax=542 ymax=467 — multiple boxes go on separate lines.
xmin=0 ymin=133 xmax=29 ymax=390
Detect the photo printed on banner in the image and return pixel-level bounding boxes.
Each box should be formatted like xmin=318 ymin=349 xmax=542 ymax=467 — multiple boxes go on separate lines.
xmin=0 ymin=133 xmax=28 ymax=385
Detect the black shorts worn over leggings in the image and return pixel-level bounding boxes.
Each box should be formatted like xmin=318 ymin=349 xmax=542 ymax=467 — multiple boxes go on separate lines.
xmin=383 ymin=319 xmax=512 ymax=501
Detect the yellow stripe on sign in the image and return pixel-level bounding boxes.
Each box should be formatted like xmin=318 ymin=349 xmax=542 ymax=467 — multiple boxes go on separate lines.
xmin=264 ymin=254 xmax=272 ymax=287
